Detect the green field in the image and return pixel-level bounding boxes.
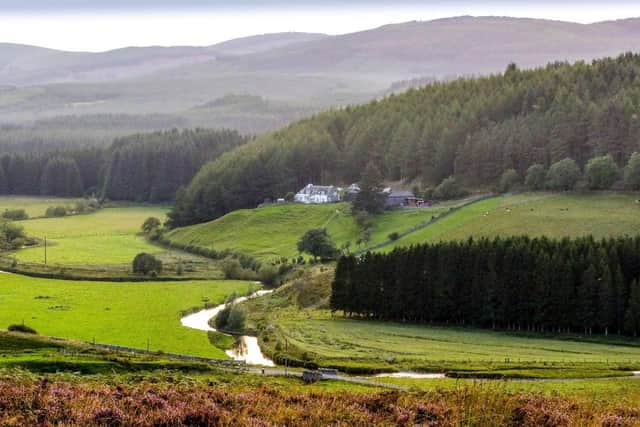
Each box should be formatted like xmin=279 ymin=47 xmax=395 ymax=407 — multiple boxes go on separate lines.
xmin=167 ymin=193 xmax=640 ymax=260
xmin=384 ymin=192 xmax=640 ymax=251
xmin=14 ymin=206 xmax=168 ymax=265
xmin=243 ymin=271 xmax=640 ymax=377
xmin=0 ymin=196 xmax=82 ymax=218
xmin=166 ymin=202 xmax=450 ymax=260
xmin=0 ymin=273 xmax=257 ymax=358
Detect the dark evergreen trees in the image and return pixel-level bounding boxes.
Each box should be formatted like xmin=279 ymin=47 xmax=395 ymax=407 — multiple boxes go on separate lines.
xmin=352 ymin=161 xmax=386 ymax=215
xmin=331 ymin=236 xmax=640 ymax=336
xmin=170 ymin=54 xmax=640 ymax=226
xmin=102 ymin=129 xmax=246 ymax=202
xmin=40 ymin=156 xmax=84 ymax=197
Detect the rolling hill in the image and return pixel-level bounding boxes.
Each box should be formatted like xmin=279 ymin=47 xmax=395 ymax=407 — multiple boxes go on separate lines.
xmin=166 ymin=193 xmax=640 ymax=260
xmin=4 ymin=17 xmax=640 ymax=141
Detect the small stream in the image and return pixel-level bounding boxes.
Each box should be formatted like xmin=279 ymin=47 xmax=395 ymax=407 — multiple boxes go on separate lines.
xmin=180 ymin=289 xmax=275 ymax=367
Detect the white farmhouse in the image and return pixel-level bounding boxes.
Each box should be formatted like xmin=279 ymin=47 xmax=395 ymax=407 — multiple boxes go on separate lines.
xmin=294 ymin=184 xmax=341 ymax=204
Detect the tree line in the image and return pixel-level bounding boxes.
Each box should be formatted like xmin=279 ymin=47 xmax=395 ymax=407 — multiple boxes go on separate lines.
xmin=331 ymin=236 xmax=640 ymax=336
xmin=169 ymin=53 xmax=640 ymax=227
xmin=0 ymin=128 xmax=246 ymax=201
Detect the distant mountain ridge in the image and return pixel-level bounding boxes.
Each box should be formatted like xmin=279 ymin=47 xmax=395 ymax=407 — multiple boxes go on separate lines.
xmin=3 ymin=16 xmax=640 ymax=141
xmin=0 ymin=33 xmax=327 ymax=86
xmin=3 ymin=17 xmax=640 ymax=87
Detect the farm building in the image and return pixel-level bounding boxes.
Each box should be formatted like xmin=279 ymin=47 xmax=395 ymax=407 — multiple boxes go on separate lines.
xmin=342 ymin=183 xmax=361 ymax=202
xmin=384 ymin=190 xmax=425 ymax=208
xmin=294 ymin=184 xmax=341 ymax=204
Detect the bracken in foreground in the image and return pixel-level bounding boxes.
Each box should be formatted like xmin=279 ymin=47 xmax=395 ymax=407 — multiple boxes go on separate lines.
xmin=0 ymin=378 xmax=639 ymax=426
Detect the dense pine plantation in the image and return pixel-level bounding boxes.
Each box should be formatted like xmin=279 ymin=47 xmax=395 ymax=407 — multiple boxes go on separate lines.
xmin=102 ymin=128 xmax=246 ymax=202
xmin=332 ymin=236 xmax=640 ymax=336
xmin=0 ymin=128 xmax=245 ymax=201
xmin=169 ymin=53 xmax=640 ymax=226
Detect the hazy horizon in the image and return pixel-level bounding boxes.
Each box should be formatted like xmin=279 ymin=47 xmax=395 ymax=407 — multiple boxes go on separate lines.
xmin=2 ymin=1 xmax=640 ymax=52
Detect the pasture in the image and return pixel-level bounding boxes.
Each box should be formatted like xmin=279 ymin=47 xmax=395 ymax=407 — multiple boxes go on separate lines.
xmin=0 ymin=273 xmax=257 ymax=358
xmin=14 ymin=206 xmax=168 ymax=265
xmin=0 ymin=196 xmax=82 ymax=218
xmin=383 ymin=192 xmax=640 ymax=251
xmin=166 ymin=202 xmax=450 ymax=260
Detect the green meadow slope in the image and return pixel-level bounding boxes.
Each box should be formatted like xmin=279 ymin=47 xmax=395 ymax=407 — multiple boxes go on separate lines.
xmin=167 ymin=192 xmax=640 ymax=260
xmin=382 ymin=192 xmax=640 ymax=252
xmin=165 ymin=202 xmax=450 ymax=260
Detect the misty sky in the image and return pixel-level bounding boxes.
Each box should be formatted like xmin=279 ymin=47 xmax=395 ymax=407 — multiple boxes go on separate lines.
xmin=2 ymin=1 xmax=640 ymax=51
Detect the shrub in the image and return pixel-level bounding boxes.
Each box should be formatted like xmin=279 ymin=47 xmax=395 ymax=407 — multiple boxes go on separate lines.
xmin=213 ymin=304 xmax=246 ymax=332
xmin=226 ymin=306 xmax=247 ymax=332
xmin=624 ymin=152 xmax=640 ymax=190
xmin=132 ymin=253 xmax=163 ymax=275
xmin=546 ymin=158 xmax=581 ymax=191
xmin=524 ymin=164 xmax=546 ymax=191
xmin=585 ymin=154 xmax=620 ymax=190
xmin=498 ymin=169 xmax=520 ymax=193
xmin=258 ymin=265 xmax=279 ymax=287
xmin=2 ymin=209 xmax=28 ymax=221
xmin=388 ymin=232 xmax=400 ymax=241
xmin=0 ymin=222 xmax=26 ymax=250
xmin=285 ymin=192 xmax=295 ymax=202
xmin=8 ymin=324 xmax=37 ymax=334
xmin=221 ymin=258 xmax=243 ymax=279
xmin=433 ymin=176 xmax=467 ymax=200
xmin=141 ymin=217 xmax=162 ymax=234
xmin=45 ymin=206 xmax=68 ymax=217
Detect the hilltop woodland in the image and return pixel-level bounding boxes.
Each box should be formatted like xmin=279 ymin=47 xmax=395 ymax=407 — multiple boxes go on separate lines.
xmin=0 ymin=129 xmax=245 ymax=201
xmin=332 ymin=236 xmax=640 ymax=336
xmin=169 ymin=54 xmax=640 ymax=226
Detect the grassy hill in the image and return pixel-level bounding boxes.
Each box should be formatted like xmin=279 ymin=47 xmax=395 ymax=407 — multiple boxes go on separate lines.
xmin=166 ymin=193 xmax=640 ymax=260
xmin=382 ymin=192 xmax=640 ymax=252
xmin=165 ymin=202 xmax=452 ymax=260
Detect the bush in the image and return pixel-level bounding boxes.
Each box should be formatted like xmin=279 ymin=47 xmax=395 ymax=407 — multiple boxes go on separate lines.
xmin=585 ymin=154 xmax=620 ymax=190
xmin=625 ymin=152 xmax=640 ymax=190
xmin=546 ymin=158 xmax=581 ymax=191
xmin=433 ymin=176 xmax=467 ymax=200
xmin=2 ymin=209 xmax=28 ymax=221
xmin=214 ymin=304 xmax=246 ymax=332
xmin=221 ymin=258 xmax=243 ymax=279
xmin=0 ymin=222 xmax=26 ymax=250
xmin=388 ymin=232 xmax=400 ymax=241
xmin=8 ymin=324 xmax=37 ymax=334
xmin=226 ymin=306 xmax=247 ymax=332
xmin=45 ymin=206 xmax=68 ymax=217
xmin=285 ymin=192 xmax=295 ymax=202
xmin=498 ymin=169 xmax=520 ymax=193
xmin=141 ymin=217 xmax=161 ymax=234
xmin=258 ymin=264 xmax=280 ymax=287
xmin=524 ymin=164 xmax=546 ymax=191
xmin=132 ymin=253 xmax=163 ymax=275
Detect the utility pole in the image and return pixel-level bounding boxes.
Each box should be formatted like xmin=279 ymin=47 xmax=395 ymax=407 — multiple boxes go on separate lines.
xmin=44 ymin=237 xmax=47 ymax=265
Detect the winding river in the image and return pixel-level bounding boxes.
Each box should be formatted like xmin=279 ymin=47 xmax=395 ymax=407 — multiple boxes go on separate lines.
xmin=180 ymin=289 xmax=275 ymax=367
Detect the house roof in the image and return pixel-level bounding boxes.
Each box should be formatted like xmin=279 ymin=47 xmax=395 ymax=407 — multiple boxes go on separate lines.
xmin=388 ymin=191 xmax=415 ymax=198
